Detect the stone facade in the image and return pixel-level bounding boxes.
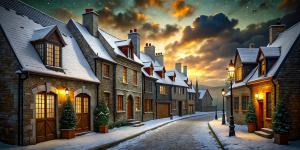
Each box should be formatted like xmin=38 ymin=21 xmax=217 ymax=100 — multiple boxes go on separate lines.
xmin=187 ymin=92 xmax=195 ymax=114
xmin=142 ymin=77 xmax=157 ymax=122
xmin=171 ymin=86 xmax=187 ymax=116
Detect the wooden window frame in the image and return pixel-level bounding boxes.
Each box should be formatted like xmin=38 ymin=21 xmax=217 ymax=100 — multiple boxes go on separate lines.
xmin=235 ymin=67 xmax=243 ymax=82
xmin=104 ymin=93 xmax=109 ymax=105
xmin=242 ymin=96 xmax=249 ymax=111
xmin=45 ymin=42 xmax=61 ymax=67
xmin=144 ymin=99 xmax=153 ymax=112
xmin=160 ymin=85 xmax=167 ymax=95
xmin=117 ymin=95 xmax=123 ymax=111
xmin=103 ymin=64 xmax=109 ymax=77
xmin=123 ymin=67 xmax=127 ymax=83
xmin=133 ymin=70 xmax=137 ymax=85
xmin=135 ymin=97 xmax=140 ymax=110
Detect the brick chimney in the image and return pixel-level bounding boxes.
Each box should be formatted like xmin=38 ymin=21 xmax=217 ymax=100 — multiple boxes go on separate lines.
xmin=145 ymin=43 xmax=155 ymax=61
xmin=128 ymin=29 xmax=140 ymax=58
xmin=83 ymin=8 xmax=98 ymax=37
xmin=175 ymin=63 xmax=182 ymax=73
xmin=269 ymin=18 xmax=286 ymax=45
xmin=155 ymin=52 xmax=164 ymax=66
xmin=249 ymin=43 xmax=255 ymax=48
xmin=183 ymin=65 xmax=187 ymax=77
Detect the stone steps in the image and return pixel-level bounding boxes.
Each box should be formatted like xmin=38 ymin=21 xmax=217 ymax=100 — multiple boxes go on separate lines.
xmin=127 ymin=119 xmax=144 ymax=127
xmin=255 ymin=128 xmax=274 ymax=139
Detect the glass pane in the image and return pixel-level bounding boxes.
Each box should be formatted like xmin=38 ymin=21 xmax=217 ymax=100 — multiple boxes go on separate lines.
xmin=35 ymin=93 xmax=45 ymax=119
xmin=76 ymin=97 xmax=81 ymax=114
xmin=47 ymin=43 xmax=54 ymax=66
xmin=84 ymin=98 xmax=89 ymax=113
xmin=55 ymin=46 xmax=60 ymax=67
xmin=47 ymin=95 xmax=54 ymax=118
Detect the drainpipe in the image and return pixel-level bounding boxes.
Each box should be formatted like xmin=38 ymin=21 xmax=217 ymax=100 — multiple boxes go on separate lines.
xmin=246 ymin=85 xmax=252 ymax=100
xmin=113 ymin=64 xmax=117 ymax=122
xmin=94 ymin=58 xmax=99 ymax=106
xmin=271 ymin=78 xmax=277 ymax=106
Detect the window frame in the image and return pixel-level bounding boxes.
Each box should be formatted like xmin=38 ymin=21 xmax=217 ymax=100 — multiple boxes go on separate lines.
xmin=45 ymin=42 xmax=62 ymax=67
xmin=135 ymin=97 xmax=140 ymax=110
xmin=242 ymin=96 xmax=249 ymax=111
xmin=144 ymin=99 xmax=153 ymax=113
xmin=234 ymin=97 xmax=239 ymax=111
xmin=133 ymin=70 xmax=137 ymax=85
xmin=103 ymin=64 xmax=110 ymax=77
xmin=117 ymin=95 xmax=123 ymax=111
xmin=104 ymin=93 xmax=109 ymax=105
xmin=123 ymin=67 xmax=127 ymax=83
xmin=146 ymin=81 xmax=152 ymax=92
xmin=236 ymin=67 xmax=243 ymax=82
xmin=160 ymin=85 xmax=167 ymax=95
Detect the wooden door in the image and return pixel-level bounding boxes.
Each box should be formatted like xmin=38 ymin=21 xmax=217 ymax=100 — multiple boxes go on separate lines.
xmin=36 ymin=93 xmax=56 ymax=143
xmin=179 ymin=101 xmax=182 ymax=116
xmin=127 ymin=97 xmax=133 ymax=119
xmin=75 ymin=94 xmax=90 ymax=134
xmin=157 ymin=103 xmax=170 ymax=119
xmin=257 ymin=101 xmax=263 ymax=130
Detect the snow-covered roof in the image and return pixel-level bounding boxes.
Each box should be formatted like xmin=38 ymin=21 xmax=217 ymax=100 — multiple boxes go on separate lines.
xmin=143 ymin=62 xmax=151 ymax=68
xmin=71 ymin=19 xmax=116 ymax=63
xmin=198 ymin=89 xmax=207 ymax=99
xmin=166 ymin=69 xmax=188 ymax=87
xmin=236 ymin=48 xmax=259 ymax=63
xmin=232 ymin=66 xmax=257 ymax=89
xmin=187 ymin=81 xmax=191 ymax=85
xmin=0 ymin=6 xmax=99 ymax=83
xmin=30 ymin=25 xmax=56 ymax=41
xmin=154 ymin=66 xmax=164 ymax=71
xmin=98 ymin=29 xmax=143 ymax=65
xmin=115 ymin=39 xmax=131 ymax=47
xmin=187 ymin=86 xmax=196 ymax=93
xmin=260 ymin=47 xmax=280 ymax=58
xmin=248 ymin=21 xmax=300 ymax=83
xmin=225 ymin=91 xmax=231 ymax=97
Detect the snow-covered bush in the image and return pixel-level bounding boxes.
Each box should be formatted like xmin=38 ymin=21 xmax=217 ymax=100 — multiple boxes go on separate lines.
xmin=61 ymin=96 xmax=78 ymax=129
xmin=94 ymin=95 xmax=110 ymax=131
xmin=245 ymin=99 xmax=257 ymax=123
xmin=272 ymin=98 xmax=291 ymax=134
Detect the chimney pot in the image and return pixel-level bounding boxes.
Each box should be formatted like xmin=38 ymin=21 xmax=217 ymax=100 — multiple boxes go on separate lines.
xmin=149 ymin=43 xmax=151 ymax=46
xmin=130 ymin=30 xmax=132 ymax=33
xmin=249 ymin=43 xmax=255 ymax=48
xmin=146 ymin=43 xmax=148 ymax=46
xmin=86 ymin=9 xmax=90 ymax=13
xmin=134 ymin=29 xmax=137 ymax=32
xmin=277 ymin=18 xmax=281 ymax=25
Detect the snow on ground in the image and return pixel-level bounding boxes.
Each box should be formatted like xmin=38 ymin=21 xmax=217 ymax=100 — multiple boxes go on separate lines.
xmin=209 ymin=118 xmax=300 ymax=150
xmin=0 ymin=112 xmax=213 ymax=150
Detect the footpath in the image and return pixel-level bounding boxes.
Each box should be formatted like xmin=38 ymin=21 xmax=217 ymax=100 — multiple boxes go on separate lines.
xmin=0 ymin=112 xmax=213 ymax=150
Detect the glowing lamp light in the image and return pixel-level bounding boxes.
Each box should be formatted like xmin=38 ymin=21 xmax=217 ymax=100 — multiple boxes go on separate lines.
xmin=221 ymin=88 xmax=225 ymax=96
xmin=228 ymin=59 xmax=235 ymax=78
xmin=255 ymin=94 xmax=258 ymax=99
xmin=65 ymin=88 xmax=69 ymax=95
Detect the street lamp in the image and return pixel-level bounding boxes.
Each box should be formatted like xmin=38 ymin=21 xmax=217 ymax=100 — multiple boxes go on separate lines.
xmin=228 ymin=59 xmax=235 ymax=137
xmin=221 ymin=88 xmax=226 ymax=125
xmin=65 ymin=88 xmax=69 ymax=95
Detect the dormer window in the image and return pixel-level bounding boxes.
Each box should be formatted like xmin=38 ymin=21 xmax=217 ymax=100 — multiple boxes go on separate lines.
xmin=162 ymin=71 xmax=165 ymax=78
xmin=235 ymin=67 xmax=243 ymax=82
xmin=128 ymin=47 xmax=132 ymax=59
xmin=46 ymin=43 xmax=61 ymax=67
xmin=258 ymin=60 xmax=266 ymax=76
xmin=149 ymin=65 xmax=153 ymax=76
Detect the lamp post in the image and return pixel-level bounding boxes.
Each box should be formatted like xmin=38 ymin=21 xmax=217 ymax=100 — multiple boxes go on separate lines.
xmin=221 ymin=88 xmax=226 ymax=125
xmin=228 ymin=59 xmax=235 ymax=137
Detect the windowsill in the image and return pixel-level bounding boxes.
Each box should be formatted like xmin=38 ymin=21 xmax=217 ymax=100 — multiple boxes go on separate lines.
xmin=133 ymin=84 xmax=138 ymax=87
xmin=117 ymin=111 xmax=125 ymax=113
xmin=144 ymin=112 xmax=153 ymax=114
xmin=265 ymin=118 xmax=272 ymax=121
xmin=45 ymin=65 xmax=64 ymax=72
xmin=103 ymin=76 xmax=110 ymax=79
xmin=234 ymin=109 xmax=239 ymax=112
xmin=172 ymin=109 xmax=176 ymax=111
xmin=242 ymin=110 xmax=247 ymax=113
xmin=135 ymin=110 xmax=141 ymax=112
xmin=122 ymin=82 xmax=128 ymax=85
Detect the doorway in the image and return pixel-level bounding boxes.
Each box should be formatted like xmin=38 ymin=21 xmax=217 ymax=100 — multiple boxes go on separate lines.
xmin=36 ymin=92 xmax=56 ymax=143
xmin=179 ymin=101 xmax=182 ymax=116
xmin=127 ymin=96 xmax=133 ymax=119
xmin=257 ymin=101 xmax=263 ymax=131
xmin=75 ymin=94 xmax=90 ymax=134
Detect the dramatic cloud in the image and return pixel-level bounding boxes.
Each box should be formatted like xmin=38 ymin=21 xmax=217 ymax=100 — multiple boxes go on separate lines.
xmin=139 ymin=22 xmax=181 ymax=41
xmin=49 ymin=8 xmax=78 ymax=23
xmin=134 ymin=0 xmax=164 ymax=9
xmin=163 ymin=11 xmax=300 ymax=86
xmin=94 ymin=0 xmax=124 ymax=10
xmin=278 ymin=0 xmax=300 ymax=12
xmin=169 ymin=0 xmax=196 ymax=21
xmin=96 ymin=7 xmax=150 ymax=32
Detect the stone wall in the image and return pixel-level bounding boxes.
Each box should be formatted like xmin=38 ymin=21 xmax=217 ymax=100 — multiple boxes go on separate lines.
xmin=171 ymin=86 xmax=187 ymax=116
xmin=202 ymin=91 xmax=213 ymax=106
xmin=187 ymin=93 xmax=195 ymax=114
xmin=202 ymin=106 xmax=217 ymax=112
xmin=142 ymin=77 xmax=157 ymax=122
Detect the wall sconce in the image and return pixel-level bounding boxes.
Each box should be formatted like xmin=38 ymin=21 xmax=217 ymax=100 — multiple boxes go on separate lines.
xmin=65 ymin=88 xmax=69 ymax=95
xmin=255 ymin=94 xmax=258 ymax=99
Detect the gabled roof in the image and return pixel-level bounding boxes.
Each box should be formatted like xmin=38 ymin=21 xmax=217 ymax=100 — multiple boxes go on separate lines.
xmin=256 ymin=47 xmax=280 ymax=62
xmin=235 ymin=48 xmax=259 ymax=64
xmin=187 ymin=85 xmax=196 ymax=93
xmin=248 ymin=21 xmax=300 ymax=83
xmin=0 ymin=6 xmax=99 ymax=83
xmin=166 ymin=69 xmax=188 ymax=87
xmin=70 ymin=19 xmax=116 ymax=63
xmin=98 ymin=28 xmax=143 ymax=65
xmin=231 ymin=66 xmax=257 ymax=89
xmin=198 ymin=89 xmax=207 ymax=99
xmin=30 ymin=25 xmax=67 ymax=46
xmin=115 ymin=39 xmax=131 ymax=47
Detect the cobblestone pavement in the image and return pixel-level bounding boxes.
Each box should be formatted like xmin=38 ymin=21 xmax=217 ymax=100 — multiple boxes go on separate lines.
xmin=109 ymin=113 xmax=222 ymax=150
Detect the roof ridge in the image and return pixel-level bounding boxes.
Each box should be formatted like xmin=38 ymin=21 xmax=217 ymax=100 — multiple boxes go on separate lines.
xmin=34 ymin=25 xmax=56 ymax=31
xmin=98 ymin=27 xmax=121 ymax=41
xmin=16 ymin=0 xmax=67 ymax=25
xmin=276 ymin=21 xmax=300 ymax=39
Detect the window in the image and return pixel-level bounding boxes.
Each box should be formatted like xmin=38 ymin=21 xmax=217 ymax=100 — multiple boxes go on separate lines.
xmin=183 ymin=101 xmax=186 ymax=109
xmin=236 ymin=67 xmax=243 ymax=82
xmin=117 ymin=95 xmax=123 ymax=111
xmin=76 ymin=97 xmax=81 ymax=114
xmin=45 ymin=43 xmax=61 ymax=67
xmin=242 ymin=96 xmax=249 ymax=111
xmin=133 ymin=70 xmax=137 ymax=85
xmin=183 ymin=88 xmax=184 ymax=94
xmin=36 ymin=93 xmax=55 ymax=119
xmin=146 ymin=81 xmax=152 ymax=92
xmin=104 ymin=93 xmax=109 ymax=104
xmin=84 ymin=98 xmax=89 ymax=113
xmin=174 ymin=86 xmax=176 ymax=93
xmin=160 ymin=85 xmax=167 ymax=95
xmin=259 ymin=60 xmax=266 ymax=76
xmin=128 ymin=48 xmax=132 ymax=59
xmin=234 ymin=97 xmax=239 ymax=110
xmin=266 ymin=92 xmax=272 ymax=118
xmin=162 ymin=71 xmax=165 ymax=78
xmin=189 ymin=93 xmax=191 ymax=100
xmin=103 ymin=64 xmax=109 ymax=77
xmin=172 ymin=100 xmax=176 ymax=110
xmin=145 ymin=99 xmax=153 ymax=112
xmin=135 ymin=97 xmax=139 ymax=110
xmin=178 ymin=87 xmax=181 ymax=95
xmin=54 ymin=46 xmax=60 ymax=67
xmin=149 ymin=65 xmax=153 ymax=76
xmin=46 ymin=43 xmax=54 ymax=66
xmin=123 ymin=67 xmax=127 ymax=83
xmin=35 ymin=43 xmax=44 ymax=60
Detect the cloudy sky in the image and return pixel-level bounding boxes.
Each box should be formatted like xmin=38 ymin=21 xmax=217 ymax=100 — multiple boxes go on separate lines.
xmin=22 ymin=0 xmax=300 ymax=87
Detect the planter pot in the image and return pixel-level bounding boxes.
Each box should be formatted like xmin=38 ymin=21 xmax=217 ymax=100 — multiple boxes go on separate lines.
xmin=61 ymin=129 xmax=75 ymax=139
xmin=247 ymin=123 xmax=257 ymax=133
xmin=274 ymin=133 xmax=289 ymax=145
xmin=99 ymin=126 xmax=108 ymax=133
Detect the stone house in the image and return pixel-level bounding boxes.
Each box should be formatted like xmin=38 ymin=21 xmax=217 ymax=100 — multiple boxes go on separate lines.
xmin=226 ymin=21 xmax=300 ymax=141
xmin=166 ymin=63 xmax=189 ymax=116
xmin=195 ymin=88 xmax=215 ymax=112
xmin=140 ymin=47 xmax=172 ymax=120
xmin=187 ymin=80 xmax=196 ymax=114
xmin=0 ymin=1 xmax=100 ymax=145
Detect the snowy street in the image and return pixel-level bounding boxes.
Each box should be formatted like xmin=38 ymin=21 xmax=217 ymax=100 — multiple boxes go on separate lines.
xmin=109 ymin=113 xmax=222 ymax=150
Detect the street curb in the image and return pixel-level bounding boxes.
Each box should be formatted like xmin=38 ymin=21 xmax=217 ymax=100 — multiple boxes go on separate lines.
xmin=90 ymin=113 xmax=211 ymax=150
xmin=208 ymin=123 xmax=225 ymax=150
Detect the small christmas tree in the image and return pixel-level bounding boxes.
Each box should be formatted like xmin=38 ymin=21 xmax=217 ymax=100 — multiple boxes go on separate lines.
xmin=272 ymin=98 xmax=291 ymax=134
xmin=94 ymin=95 xmax=110 ymax=132
xmin=245 ymin=99 xmax=257 ymax=123
xmin=61 ymin=96 xmax=77 ymax=129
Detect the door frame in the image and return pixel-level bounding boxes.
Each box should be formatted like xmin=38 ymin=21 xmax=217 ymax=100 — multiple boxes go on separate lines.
xmin=127 ymin=95 xmax=133 ymax=119
xmin=75 ymin=93 xmax=91 ymax=134
xmin=257 ymin=100 xmax=263 ymax=131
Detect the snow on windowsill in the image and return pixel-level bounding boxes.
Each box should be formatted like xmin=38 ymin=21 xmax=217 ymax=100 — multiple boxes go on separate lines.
xmin=103 ymin=76 xmax=110 ymax=79
xmin=117 ymin=111 xmax=126 ymax=113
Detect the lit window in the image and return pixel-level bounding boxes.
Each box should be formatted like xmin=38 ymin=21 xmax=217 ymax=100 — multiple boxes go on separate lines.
xmin=35 ymin=94 xmax=45 ymax=119
xmin=47 ymin=95 xmax=54 ymax=118
xmin=133 ymin=70 xmax=137 ymax=85
xmin=144 ymin=99 xmax=153 ymax=112
xmin=135 ymin=97 xmax=139 ymax=110
xmin=178 ymin=87 xmax=181 ymax=95
xmin=160 ymin=85 xmax=167 ymax=95
xmin=183 ymin=101 xmax=186 ymax=110
xmin=84 ymin=98 xmax=89 ymax=113
xmin=44 ymin=43 xmax=61 ymax=67
xmin=104 ymin=93 xmax=109 ymax=104
xmin=76 ymin=97 xmax=81 ymax=114
xmin=123 ymin=67 xmax=127 ymax=83
xmin=103 ymin=64 xmax=109 ymax=77
xmin=262 ymin=60 xmax=265 ymax=74
xmin=118 ymin=95 xmax=123 ymax=111
xmin=236 ymin=67 xmax=243 ymax=81
xmin=149 ymin=65 xmax=153 ymax=76
xmin=54 ymin=46 xmax=60 ymax=67
xmin=47 ymin=43 xmax=54 ymax=66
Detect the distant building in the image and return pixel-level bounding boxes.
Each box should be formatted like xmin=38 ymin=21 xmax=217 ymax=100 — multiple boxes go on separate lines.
xmin=195 ymin=88 xmax=216 ymax=112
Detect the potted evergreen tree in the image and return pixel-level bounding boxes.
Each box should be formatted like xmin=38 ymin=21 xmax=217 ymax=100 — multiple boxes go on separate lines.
xmin=95 ymin=95 xmax=110 ymax=133
xmin=245 ymin=99 xmax=257 ymax=133
xmin=272 ymin=98 xmax=291 ymax=145
xmin=61 ymin=96 xmax=78 ymax=139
